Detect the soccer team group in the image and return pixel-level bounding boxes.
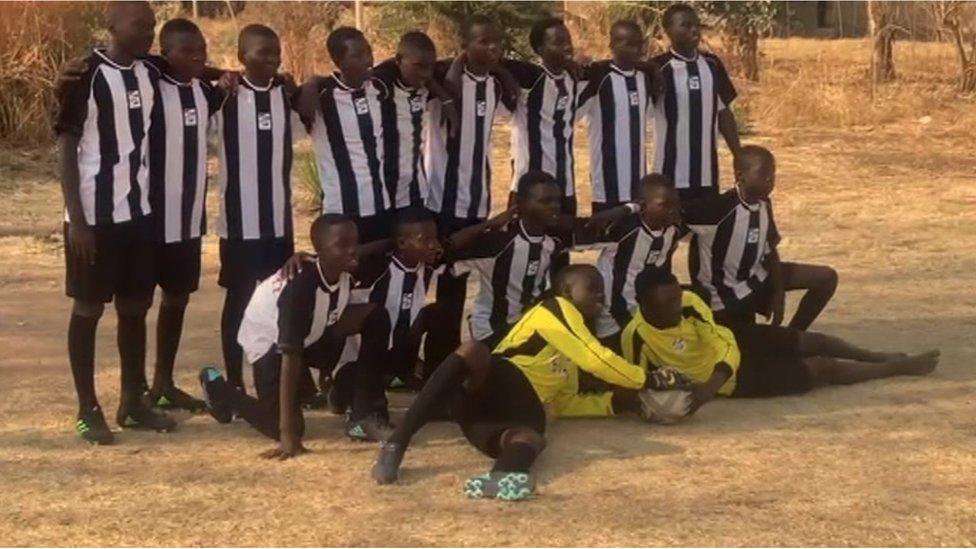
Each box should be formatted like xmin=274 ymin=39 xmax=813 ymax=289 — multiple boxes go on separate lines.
xmin=57 ymin=1 xmax=941 ymax=501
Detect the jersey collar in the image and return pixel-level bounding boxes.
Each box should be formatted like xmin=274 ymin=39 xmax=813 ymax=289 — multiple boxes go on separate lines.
xmin=333 ymin=72 xmax=367 ymax=92
xmin=463 ymin=66 xmax=491 ymax=82
xmin=391 ymin=254 xmax=422 ymax=273
xmin=669 ymin=48 xmax=700 ymax=62
xmin=161 ymin=72 xmax=195 ymax=87
xmin=315 ymin=262 xmax=344 ymax=292
xmin=540 ymin=64 xmax=568 ymax=80
xmin=242 ymin=75 xmax=274 ymax=92
xmin=609 ymin=62 xmax=636 ymax=76
xmin=94 ymin=48 xmax=136 ymax=70
xmin=640 ymin=219 xmax=669 ymax=236
xmin=733 ymin=189 xmax=763 ymax=212
xmin=517 ymin=220 xmax=546 ymax=243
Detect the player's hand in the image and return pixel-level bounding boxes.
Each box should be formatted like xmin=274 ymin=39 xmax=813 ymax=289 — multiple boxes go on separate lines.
xmin=688 ymin=382 xmax=717 ymax=413
xmin=769 ymin=288 xmax=786 ymax=327
xmin=68 ymin=223 xmax=96 ymax=265
xmin=279 ymin=71 xmax=298 ymax=94
xmin=57 ymin=57 xmax=89 ymax=99
xmin=442 ymin=100 xmax=461 ymax=139
xmin=279 ymin=251 xmax=316 ymax=280
xmin=218 ymin=70 xmax=241 ymax=94
xmin=487 ymin=205 xmax=518 ymax=231
xmin=260 ymin=439 xmax=309 ymax=461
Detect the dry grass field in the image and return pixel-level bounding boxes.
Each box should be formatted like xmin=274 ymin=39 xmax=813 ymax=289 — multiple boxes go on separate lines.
xmin=1 ymin=30 xmax=975 ymax=546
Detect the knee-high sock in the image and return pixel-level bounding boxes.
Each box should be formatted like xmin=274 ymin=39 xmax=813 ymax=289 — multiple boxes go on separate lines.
xmin=350 ymin=308 xmax=391 ymax=421
xmin=117 ymin=313 xmax=147 ymax=403
xmin=423 ymin=273 xmax=466 ymax=375
xmin=68 ymin=314 xmax=100 ymax=413
xmin=387 ymin=353 xmax=467 ymax=447
xmin=153 ymin=302 xmax=186 ymax=391
xmin=221 ymin=288 xmax=250 ymax=389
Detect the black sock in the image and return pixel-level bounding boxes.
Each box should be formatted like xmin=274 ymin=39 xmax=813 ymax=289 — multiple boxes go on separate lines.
xmin=206 ymin=374 xmax=283 ymax=440
xmin=153 ymin=302 xmax=186 ymax=392
xmin=117 ymin=313 xmax=147 ymax=405
xmin=492 ymin=441 xmax=540 ymax=473
xmin=221 ymin=288 xmax=250 ymax=389
xmin=387 ymin=353 xmax=467 ymax=446
xmin=350 ymin=308 xmax=391 ymax=421
xmin=68 ymin=314 xmax=100 ymax=414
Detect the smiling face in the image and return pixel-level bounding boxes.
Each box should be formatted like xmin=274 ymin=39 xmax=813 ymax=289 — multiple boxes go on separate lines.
xmin=397 ymin=47 xmax=435 ymax=88
xmin=561 ymin=267 xmax=607 ymax=321
xmin=239 ymin=33 xmax=281 ymax=83
xmin=337 ymin=36 xmax=374 ymax=88
xmin=465 ymin=22 xmax=502 ymax=68
xmin=666 ymin=8 xmax=701 ymax=52
xmin=538 ymin=23 xmax=574 ymax=72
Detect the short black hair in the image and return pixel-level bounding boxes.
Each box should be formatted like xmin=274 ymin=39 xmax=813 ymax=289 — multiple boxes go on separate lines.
xmin=159 ymin=17 xmax=202 ymax=54
xmin=398 ymin=31 xmax=436 ymax=56
xmin=327 ymin=26 xmax=367 ymax=63
xmin=529 ymin=17 xmax=565 ymax=54
xmin=554 ymin=264 xmax=600 ymax=296
xmin=238 ymin=24 xmax=278 ymax=52
xmin=462 ymin=14 xmax=497 ymax=43
xmin=610 ymin=19 xmax=643 ymax=38
xmin=663 ymin=3 xmax=698 ymax=30
xmin=393 ymin=206 xmax=436 ymax=238
xmin=310 ymin=213 xmax=354 ymax=245
xmin=641 ymin=173 xmax=675 ymax=191
xmin=733 ymin=145 xmax=775 ymax=173
xmin=634 ymin=268 xmax=679 ymax=301
xmin=516 ymin=170 xmax=560 ymax=200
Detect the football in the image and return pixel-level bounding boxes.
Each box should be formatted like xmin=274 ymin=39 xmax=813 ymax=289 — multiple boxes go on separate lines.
xmin=638 ymin=389 xmax=693 ymax=425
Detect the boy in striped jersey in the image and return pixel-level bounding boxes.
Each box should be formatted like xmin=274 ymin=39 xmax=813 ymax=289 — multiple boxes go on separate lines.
xmin=578 ymin=20 xmax=657 ymax=212
xmin=685 ymin=146 xmax=838 ymax=330
xmin=424 ymin=15 xmax=521 ymax=371
xmin=215 ymin=25 xmax=298 ymax=394
xmin=651 ymin=3 xmax=741 ymax=201
xmin=200 ymin=215 xmax=395 ymax=454
xmin=371 ymin=265 xmax=689 ymax=498
xmin=142 ymin=18 xmax=220 ymax=412
xmin=56 ymin=1 xmax=175 ymax=443
xmin=505 ymin=17 xmax=583 ymax=216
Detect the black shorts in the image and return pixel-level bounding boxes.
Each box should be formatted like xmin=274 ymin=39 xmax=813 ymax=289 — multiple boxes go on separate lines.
xmin=64 ymin=217 xmax=155 ymax=303
xmin=453 ymin=357 xmax=547 ymax=458
xmin=155 ymin=238 xmax=201 ymax=295
xmin=218 ymin=237 xmax=294 ymax=290
xmin=354 ymin=210 xmax=394 ymax=244
xmin=731 ymin=324 xmax=815 ymax=397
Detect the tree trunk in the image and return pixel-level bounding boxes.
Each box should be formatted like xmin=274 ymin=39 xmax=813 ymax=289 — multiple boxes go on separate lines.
xmin=737 ymin=30 xmax=760 ymax=82
xmin=868 ymin=0 xmax=896 ymax=84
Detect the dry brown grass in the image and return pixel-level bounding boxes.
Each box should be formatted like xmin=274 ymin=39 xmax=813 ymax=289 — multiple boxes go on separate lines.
xmin=1 ymin=21 xmax=975 ymax=548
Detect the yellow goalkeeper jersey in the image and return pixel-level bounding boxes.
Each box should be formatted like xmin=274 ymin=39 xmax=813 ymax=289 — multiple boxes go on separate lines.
xmin=620 ymin=291 xmax=741 ymax=396
xmin=493 ymin=296 xmax=647 ymax=418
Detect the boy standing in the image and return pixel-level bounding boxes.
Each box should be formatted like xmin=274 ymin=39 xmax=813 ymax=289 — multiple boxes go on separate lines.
xmin=424 ymin=15 xmax=520 ymax=369
xmin=577 ymin=20 xmax=656 ymax=212
xmin=215 ymin=24 xmax=297 ymax=394
xmin=651 ymin=3 xmax=741 ymax=201
xmin=684 ymin=145 xmax=838 ymax=330
xmin=56 ymin=1 xmax=174 ymax=443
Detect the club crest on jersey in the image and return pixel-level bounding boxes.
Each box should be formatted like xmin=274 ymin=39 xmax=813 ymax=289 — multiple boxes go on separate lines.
xmin=409 ymin=96 xmax=424 ymax=112
xmin=646 ymin=250 xmax=661 ymax=264
xmin=688 ymin=76 xmax=701 ymax=90
xmin=183 ymin=108 xmax=198 ymax=127
xmin=355 ymin=97 xmax=369 ymax=115
xmin=747 ymin=227 xmax=760 ymax=243
xmin=257 ymin=112 xmax=272 ymax=130
xmin=127 ymin=90 xmax=142 ymax=109
xmin=400 ymin=292 xmax=413 ymax=310
xmin=556 ymin=95 xmax=569 ymax=110
xmin=476 ymin=100 xmax=487 ymax=117
xmin=526 ymin=260 xmax=540 ymax=276
xmin=628 ymin=90 xmax=639 ymax=106
xmin=672 ymin=338 xmax=687 ymax=352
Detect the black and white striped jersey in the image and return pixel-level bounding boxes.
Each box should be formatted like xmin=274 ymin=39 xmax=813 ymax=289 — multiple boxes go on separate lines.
xmin=453 ymin=221 xmax=566 ymax=341
xmin=576 ymin=214 xmax=683 ymax=334
xmin=215 ymin=75 xmax=294 ymax=241
xmin=651 ymin=50 xmax=737 ymax=193
xmin=426 ymin=63 xmax=508 ymax=220
xmin=146 ymin=63 xmax=222 ymax=243
xmin=685 ymin=190 xmax=780 ymax=312
xmin=237 ymin=263 xmax=352 ymax=363
xmin=577 ymin=61 xmax=654 ymax=208
xmin=310 ymin=73 xmax=389 ymax=216
xmin=54 ymin=48 xmax=156 ymax=226
xmin=504 ymin=59 xmax=581 ymax=199
xmin=354 ymin=253 xmax=443 ymax=351
xmin=372 ymin=60 xmax=430 ymax=210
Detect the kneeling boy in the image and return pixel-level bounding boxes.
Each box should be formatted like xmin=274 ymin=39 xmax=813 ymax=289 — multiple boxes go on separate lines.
xmin=371 ymin=265 xmax=686 ymax=500
xmin=622 ymin=269 xmax=940 ymax=409
xmin=199 ymin=215 xmax=393 ymax=458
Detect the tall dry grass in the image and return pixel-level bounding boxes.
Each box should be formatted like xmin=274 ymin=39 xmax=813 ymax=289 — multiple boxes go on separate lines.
xmin=0 ymin=2 xmax=104 ymax=148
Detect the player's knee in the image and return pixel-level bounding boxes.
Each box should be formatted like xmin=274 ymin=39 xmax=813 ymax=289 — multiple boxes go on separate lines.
xmin=115 ymin=296 xmax=152 ymax=317
xmin=501 ymin=426 xmax=545 ymax=452
xmin=455 ymin=340 xmax=490 ymax=367
xmin=816 ymin=266 xmax=839 ymax=294
xmin=161 ymin=291 xmax=189 ymax=309
xmin=72 ymin=299 xmax=104 ymax=319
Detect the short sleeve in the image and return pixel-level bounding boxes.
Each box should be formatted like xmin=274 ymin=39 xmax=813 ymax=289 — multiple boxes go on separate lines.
xmin=502 ymin=59 xmax=543 ymax=90
xmin=708 ymin=55 xmax=737 ymax=108
xmin=276 ymin=272 xmax=315 ymax=354
xmin=765 ymin=200 xmax=781 ymax=250
xmin=54 ymin=58 xmax=97 ymax=137
xmin=201 ymin=81 xmax=226 ymax=116
xmin=371 ymin=59 xmax=399 ymax=87
xmin=576 ymin=62 xmax=610 ymax=120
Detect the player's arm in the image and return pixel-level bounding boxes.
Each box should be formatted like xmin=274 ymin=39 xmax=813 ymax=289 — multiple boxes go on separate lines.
xmin=58 ymin=133 xmax=95 ymax=264
xmin=444 ymin=53 xmax=466 ymax=100
xmin=296 ymin=75 xmax=328 ymax=130
xmin=425 ymin=77 xmax=460 ymax=138
xmin=688 ymin=297 xmax=739 ymax=409
xmin=713 ymin=56 xmax=741 ymax=158
xmin=489 ymin=58 xmax=520 ymax=112
xmin=557 ymin=203 xmax=638 ymax=248
xmin=535 ymin=306 xmax=647 ymax=389
xmin=766 ymin=247 xmax=785 ymax=327
xmin=265 ymin=350 xmax=308 ymax=459
xmin=718 ymin=109 xmax=741 ymax=159
xmin=689 ymin=362 xmax=732 ymax=413
xmin=443 ymin=206 xmax=517 ymax=256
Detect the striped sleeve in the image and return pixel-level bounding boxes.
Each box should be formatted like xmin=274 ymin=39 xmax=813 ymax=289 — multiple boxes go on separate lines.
xmin=536 ymin=299 xmax=646 ymax=389
xmin=54 ymin=56 xmax=97 ymax=137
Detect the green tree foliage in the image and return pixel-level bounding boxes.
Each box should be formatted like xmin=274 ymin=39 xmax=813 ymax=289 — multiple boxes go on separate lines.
xmin=701 ymin=1 xmax=780 ymax=81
